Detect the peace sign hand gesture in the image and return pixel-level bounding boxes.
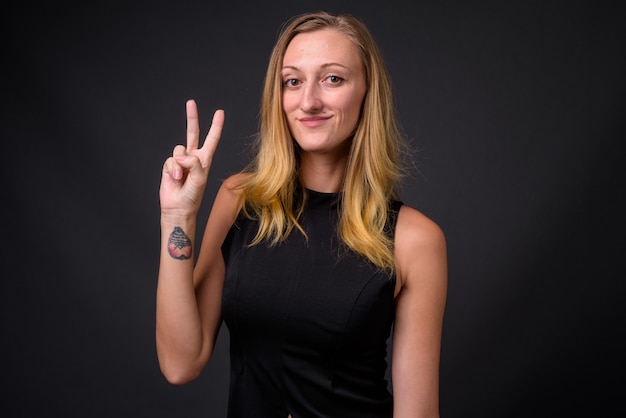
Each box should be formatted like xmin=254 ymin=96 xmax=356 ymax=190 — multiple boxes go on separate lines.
xmin=160 ymin=100 xmax=225 ymax=219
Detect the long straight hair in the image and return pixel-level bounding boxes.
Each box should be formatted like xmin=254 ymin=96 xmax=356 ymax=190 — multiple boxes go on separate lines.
xmin=238 ymin=11 xmax=407 ymax=272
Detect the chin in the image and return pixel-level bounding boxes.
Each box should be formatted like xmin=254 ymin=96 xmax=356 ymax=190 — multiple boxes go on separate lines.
xmin=294 ymin=133 xmax=351 ymax=152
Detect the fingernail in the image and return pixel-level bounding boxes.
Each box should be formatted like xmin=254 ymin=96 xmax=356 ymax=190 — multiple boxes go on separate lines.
xmin=174 ymin=169 xmax=182 ymax=180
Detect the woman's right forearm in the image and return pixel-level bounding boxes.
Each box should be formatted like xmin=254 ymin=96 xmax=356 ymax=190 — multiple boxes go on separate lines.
xmin=156 ymin=215 xmax=207 ymax=384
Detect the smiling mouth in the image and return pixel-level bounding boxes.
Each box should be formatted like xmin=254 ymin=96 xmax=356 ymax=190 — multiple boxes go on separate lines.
xmin=298 ymin=116 xmax=331 ymax=127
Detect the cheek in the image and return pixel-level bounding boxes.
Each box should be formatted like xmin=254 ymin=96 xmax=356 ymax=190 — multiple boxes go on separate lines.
xmin=338 ymin=95 xmax=364 ymax=124
xmin=282 ymin=92 xmax=298 ymax=115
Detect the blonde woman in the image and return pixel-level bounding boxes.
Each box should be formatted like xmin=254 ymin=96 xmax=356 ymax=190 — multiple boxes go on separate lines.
xmin=156 ymin=11 xmax=447 ymax=418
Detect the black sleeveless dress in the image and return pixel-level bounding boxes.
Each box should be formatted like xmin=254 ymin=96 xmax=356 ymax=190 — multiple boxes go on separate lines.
xmin=221 ymin=189 xmax=402 ymax=417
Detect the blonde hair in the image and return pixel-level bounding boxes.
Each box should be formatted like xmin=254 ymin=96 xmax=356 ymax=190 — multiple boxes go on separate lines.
xmin=237 ymin=11 xmax=406 ymax=272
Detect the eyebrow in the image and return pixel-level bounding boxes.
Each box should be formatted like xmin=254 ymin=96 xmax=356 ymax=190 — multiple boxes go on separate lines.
xmin=281 ymin=62 xmax=351 ymax=72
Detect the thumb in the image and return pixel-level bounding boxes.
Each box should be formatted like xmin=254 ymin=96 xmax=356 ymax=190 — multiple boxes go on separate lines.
xmin=175 ymin=154 xmax=207 ymax=184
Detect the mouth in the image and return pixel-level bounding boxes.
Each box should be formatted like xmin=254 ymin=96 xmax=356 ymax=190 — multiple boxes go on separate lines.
xmin=298 ymin=115 xmax=331 ymax=128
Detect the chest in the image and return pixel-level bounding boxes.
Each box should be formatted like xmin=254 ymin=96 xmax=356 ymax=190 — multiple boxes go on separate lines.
xmin=221 ymin=208 xmax=395 ymax=352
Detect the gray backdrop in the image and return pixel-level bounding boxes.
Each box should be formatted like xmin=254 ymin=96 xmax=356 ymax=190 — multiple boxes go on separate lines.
xmin=3 ymin=0 xmax=624 ymax=416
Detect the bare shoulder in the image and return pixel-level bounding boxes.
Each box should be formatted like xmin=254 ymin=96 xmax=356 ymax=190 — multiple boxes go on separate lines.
xmin=212 ymin=172 xmax=249 ymax=214
xmin=394 ymin=205 xmax=447 ymax=293
xmin=201 ymin=172 xmax=249 ymax=244
xmin=219 ymin=172 xmax=249 ymax=197
xmin=221 ymin=172 xmax=250 ymax=188
xmin=194 ymin=173 xmax=249 ymax=277
xmin=396 ymin=205 xmax=446 ymax=250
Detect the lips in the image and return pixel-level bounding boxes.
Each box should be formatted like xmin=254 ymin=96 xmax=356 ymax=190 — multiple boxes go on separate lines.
xmin=298 ymin=116 xmax=331 ymax=128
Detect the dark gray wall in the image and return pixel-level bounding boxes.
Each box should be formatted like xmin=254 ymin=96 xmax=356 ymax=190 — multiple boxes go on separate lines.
xmin=3 ymin=0 xmax=624 ymax=416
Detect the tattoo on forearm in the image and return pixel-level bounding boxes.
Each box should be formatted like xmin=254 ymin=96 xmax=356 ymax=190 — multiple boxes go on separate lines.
xmin=167 ymin=227 xmax=192 ymax=260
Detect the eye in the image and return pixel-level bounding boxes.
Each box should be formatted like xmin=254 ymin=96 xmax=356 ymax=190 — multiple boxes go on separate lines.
xmin=324 ymin=75 xmax=344 ymax=85
xmin=283 ymin=78 xmax=301 ymax=87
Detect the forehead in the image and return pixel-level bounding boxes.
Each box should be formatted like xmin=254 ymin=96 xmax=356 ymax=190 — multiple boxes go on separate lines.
xmin=283 ymin=28 xmax=362 ymax=67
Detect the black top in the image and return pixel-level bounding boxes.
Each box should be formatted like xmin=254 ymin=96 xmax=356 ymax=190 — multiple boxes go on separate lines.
xmin=221 ymin=189 xmax=402 ymax=417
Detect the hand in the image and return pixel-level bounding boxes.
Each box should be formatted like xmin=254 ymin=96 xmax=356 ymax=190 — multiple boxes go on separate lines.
xmin=160 ymin=99 xmax=225 ymax=218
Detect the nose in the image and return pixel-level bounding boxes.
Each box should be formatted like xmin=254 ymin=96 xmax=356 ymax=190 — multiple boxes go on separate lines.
xmin=300 ymin=83 xmax=322 ymax=113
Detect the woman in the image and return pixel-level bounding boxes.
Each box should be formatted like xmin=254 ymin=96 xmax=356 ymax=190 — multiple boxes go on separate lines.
xmin=156 ymin=11 xmax=447 ymax=418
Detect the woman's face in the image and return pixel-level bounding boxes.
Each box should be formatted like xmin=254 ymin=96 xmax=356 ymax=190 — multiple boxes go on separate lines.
xmin=281 ymin=28 xmax=367 ymax=156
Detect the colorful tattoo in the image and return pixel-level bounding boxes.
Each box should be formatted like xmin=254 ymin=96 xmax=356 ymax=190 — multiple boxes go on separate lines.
xmin=167 ymin=227 xmax=192 ymax=260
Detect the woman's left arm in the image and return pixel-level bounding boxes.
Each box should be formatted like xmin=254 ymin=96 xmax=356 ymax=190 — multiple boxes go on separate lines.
xmin=392 ymin=205 xmax=448 ymax=418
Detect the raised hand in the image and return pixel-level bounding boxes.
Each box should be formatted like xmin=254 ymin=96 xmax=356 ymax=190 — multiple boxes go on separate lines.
xmin=160 ymin=100 xmax=225 ymax=218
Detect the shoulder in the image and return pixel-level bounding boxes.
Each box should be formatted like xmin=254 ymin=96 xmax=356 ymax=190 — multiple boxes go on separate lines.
xmin=203 ymin=173 xmax=250 ymax=239
xmin=394 ymin=205 xmax=447 ymax=294
xmin=194 ymin=174 xmax=250 ymax=280
xmin=220 ymin=172 xmax=249 ymax=195
xmin=395 ymin=205 xmax=446 ymax=252
xmin=213 ymin=173 xmax=249 ymax=211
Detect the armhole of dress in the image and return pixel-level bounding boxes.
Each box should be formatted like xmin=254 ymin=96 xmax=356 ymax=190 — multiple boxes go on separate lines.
xmin=385 ymin=200 xmax=403 ymax=239
xmin=387 ymin=200 xmax=403 ymax=287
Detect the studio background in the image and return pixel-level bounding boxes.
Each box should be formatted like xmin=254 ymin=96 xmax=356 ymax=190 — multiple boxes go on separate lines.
xmin=3 ymin=0 xmax=623 ymax=417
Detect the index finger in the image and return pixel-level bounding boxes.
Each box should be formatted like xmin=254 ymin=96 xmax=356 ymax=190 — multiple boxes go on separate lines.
xmin=186 ymin=99 xmax=200 ymax=151
xmin=200 ymin=109 xmax=225 ymax=157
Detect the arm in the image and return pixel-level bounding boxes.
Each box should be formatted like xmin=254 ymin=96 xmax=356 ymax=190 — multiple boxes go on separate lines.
xmin=392 ymin=206 xmax=448 ymax=418
xmin=155 ymin=100 xmax=231 ymax=384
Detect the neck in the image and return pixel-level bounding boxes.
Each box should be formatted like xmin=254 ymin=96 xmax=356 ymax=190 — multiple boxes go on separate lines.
xmin=298 ymin=152 xmax=348 ymax=193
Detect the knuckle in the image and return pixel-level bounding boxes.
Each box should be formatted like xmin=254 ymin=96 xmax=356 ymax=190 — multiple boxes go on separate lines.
xmin=173 ymin=144 xmax=186 ymax=156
